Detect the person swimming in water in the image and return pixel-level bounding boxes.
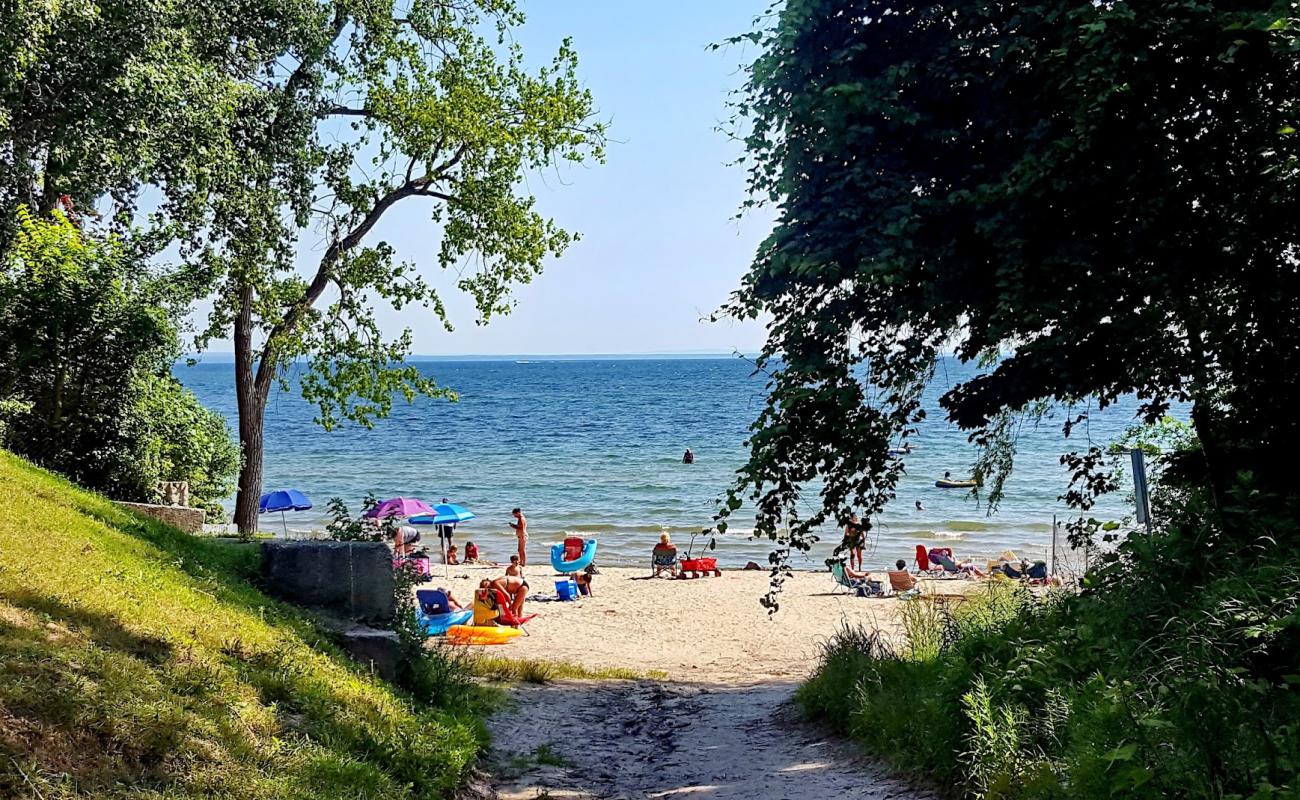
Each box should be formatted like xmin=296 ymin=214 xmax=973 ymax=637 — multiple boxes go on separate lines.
xmin=915 ymin=500 xmax=925 ymax=512
xmin=683 ymin=448 xmax=695 ymax=464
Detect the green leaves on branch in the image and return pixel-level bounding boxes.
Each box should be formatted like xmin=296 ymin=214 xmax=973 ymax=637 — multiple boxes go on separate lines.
xmin=720 ymin=0 xmax=1300 ymax=558
xmin=0 ymin=208 xmax=237 ymax=507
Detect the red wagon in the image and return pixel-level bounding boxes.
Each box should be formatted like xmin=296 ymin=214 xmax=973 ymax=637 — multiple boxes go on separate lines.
xmin=677 ymin=533 xmax=722 ymax=579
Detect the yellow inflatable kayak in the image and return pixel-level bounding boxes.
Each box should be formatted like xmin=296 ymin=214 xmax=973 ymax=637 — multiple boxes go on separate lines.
xmin=446 ymin=624 xmax=522 ymax=645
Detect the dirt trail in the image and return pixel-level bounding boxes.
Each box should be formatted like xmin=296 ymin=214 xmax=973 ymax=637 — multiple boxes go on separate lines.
xmin=484 ymin=679 xmax=936 ymax=800
xmin=433 ymin=567 xmax=969 ymax=799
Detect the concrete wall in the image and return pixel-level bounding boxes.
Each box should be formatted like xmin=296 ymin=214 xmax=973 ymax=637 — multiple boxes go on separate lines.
xmin=260 ymin=541 xmax=394 ymax=622
xmin=118 ymin=502 xmax=205 ymax=534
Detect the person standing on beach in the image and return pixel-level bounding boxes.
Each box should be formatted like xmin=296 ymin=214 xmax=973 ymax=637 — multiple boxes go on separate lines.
xmin=509 ymin=507 xmax=528 ymax=566
xmin=436 ymin=497 xmax=455 ymax=562
xmin=845 ymin=513 xmax=865 ymax=571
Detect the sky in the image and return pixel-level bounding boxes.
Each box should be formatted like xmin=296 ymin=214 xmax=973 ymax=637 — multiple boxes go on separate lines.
xmin=199 ymin=0 xmax=777 ymax=356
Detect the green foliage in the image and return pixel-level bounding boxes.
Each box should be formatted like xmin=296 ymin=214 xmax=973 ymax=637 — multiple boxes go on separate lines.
xmin=189 ymin=0 xmax=607 ymax=532
xmin=123 ymin=374 xmax=241 ymax=512
xmin=799 ymin=481 xmax=1300 ymax=799
xmin=0 ymin=448 xmax=485 ymax=798
xmin=0 ymin=208 xmax=237 ymax=507
xmin=0 ymin=0 xmax=311 ymax=248
xmin=718 ymin=0 xmax=1300 ymax=570
xmin=323 ymin=495 xmax=389 ymax=543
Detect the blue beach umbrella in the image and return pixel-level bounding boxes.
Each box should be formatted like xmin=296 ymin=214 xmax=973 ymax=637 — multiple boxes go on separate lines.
xmin=259 ymin=489 xmax=312 ymax=536
xmin=410 ymin=503 xmax=475 ymax=578
xmin=409 ymin=503 xmax=476 ymax=526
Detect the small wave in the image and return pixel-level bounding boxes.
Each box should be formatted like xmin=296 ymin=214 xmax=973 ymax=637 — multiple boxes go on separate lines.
xmin=942 ymin=520 xmax=995 ymax=532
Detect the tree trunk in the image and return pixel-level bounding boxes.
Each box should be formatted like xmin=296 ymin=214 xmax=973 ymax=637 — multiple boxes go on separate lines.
xmin=233 ymin=283 xmax=269 ymax=535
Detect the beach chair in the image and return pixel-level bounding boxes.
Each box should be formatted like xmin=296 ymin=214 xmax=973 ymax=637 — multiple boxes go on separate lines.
xmin=652 ymin=544 xmax=679 ymax=578
xmin=416 ymin=588 xmax=451 ymax=615
xmin=915 ymin=545 xmax=946 ymax=577
xmin=830 ymin=562 xmax=884 ymax=596
xmin=887 ymin=569 xmax=921 ymax=596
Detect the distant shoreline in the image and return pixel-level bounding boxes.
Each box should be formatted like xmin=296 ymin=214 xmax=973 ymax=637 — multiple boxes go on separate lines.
xmin=180 ymin=352 xmax=759 ymax=363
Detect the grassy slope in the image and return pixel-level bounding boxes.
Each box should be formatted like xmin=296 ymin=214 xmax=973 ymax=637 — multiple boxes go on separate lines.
xmin=0 ymin=450 xmax=482 ymax=799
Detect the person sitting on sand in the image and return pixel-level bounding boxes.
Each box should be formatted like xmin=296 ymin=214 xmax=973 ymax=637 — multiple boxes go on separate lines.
xmin=464 ymin=541 xmax=480 ymax=562
xmin=930 ymin=547 xmax=986 ymax=578
xmin=653 ymin=532 xmax=679 ymax=578
xmin=473 ymin=580 xmax=500 ymax=626
xmin=505 ymin=553 xmax=525 ymax=578
xmin=429 ymin=588 xmax=464 ymax=611
xmin=842 ymin=561 xmax=883 ymax=596
xmin=445 ymin=543 xmax=459 ymax=565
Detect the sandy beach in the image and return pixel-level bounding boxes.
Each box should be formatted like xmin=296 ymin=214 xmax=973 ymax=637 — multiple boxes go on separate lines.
xmin=420 ymin=564 xmax=986 ymax=799
xmin=423 ymin=564 xmax=984 ymax=681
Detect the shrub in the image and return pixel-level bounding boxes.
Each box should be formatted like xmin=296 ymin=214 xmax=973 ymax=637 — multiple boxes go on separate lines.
xmin=799 ymin=503 xmax=1300 ymax=799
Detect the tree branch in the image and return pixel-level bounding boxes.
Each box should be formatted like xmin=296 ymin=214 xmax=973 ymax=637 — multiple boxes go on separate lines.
xmin=255 ymin=176 xmax=444 ymax=392
xmin=326 ymin=105 xmax=372 ymax=117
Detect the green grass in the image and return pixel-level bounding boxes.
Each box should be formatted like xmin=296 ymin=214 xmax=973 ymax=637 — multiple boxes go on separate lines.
xmin=0 ymin=449 xmax=485 ymax=799
xmin=465 ymin=654 xmax=667 ymax=683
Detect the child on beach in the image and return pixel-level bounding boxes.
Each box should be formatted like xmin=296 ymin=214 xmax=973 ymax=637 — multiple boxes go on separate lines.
xmin=445 ymin=544 xmax=459 ymax=565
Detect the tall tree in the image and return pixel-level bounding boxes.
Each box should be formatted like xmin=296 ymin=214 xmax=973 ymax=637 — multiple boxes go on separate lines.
xmin=720 ymin=0 xmax=1300 ymax=583
xmin=192 ymin=0 xmax=606 ymax=533
xmin=0 ymin=0 xmax=311 ymax=248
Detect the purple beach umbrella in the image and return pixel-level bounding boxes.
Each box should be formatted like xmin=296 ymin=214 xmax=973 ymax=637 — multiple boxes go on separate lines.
xmin=364 ymin=496 xmax=435 ymax=520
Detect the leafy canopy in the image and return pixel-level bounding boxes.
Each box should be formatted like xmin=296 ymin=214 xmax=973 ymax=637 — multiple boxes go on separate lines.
xmin=198 ymin=0 xmax=606 ymax=430
xmin=0 ymin=208 xmax=237 ymax=505
xmin=719 ymin=0 xmax=1300 ymax=594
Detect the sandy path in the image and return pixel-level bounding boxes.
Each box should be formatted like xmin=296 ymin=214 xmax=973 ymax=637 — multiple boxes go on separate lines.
xmin=424 ymin=566 xmax=966 ymax=799
xmin=485 ymin=679 xmax=937 ymax=800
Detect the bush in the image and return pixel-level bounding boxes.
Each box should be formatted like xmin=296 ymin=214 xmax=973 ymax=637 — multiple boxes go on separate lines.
xmin=120 ymin=373 xmax=241 ymax=508
xmin=799 ymin=497 xmax=1300 ymax=799
xmin=0 ymin=208 xmax=237 ymax=508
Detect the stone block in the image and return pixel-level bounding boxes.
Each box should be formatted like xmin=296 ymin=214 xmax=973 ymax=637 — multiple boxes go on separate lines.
xmin=118 ymin=502 xmax=204 ymax=534
xmin=260 ymin=541 xmax=394 ymax=622
xmin=339 ymin=625 xmax=401 ymax=682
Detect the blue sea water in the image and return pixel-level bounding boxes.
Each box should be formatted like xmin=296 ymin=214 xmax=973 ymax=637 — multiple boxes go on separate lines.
xmin=180 ymin=356 xmax=1161 ymax=570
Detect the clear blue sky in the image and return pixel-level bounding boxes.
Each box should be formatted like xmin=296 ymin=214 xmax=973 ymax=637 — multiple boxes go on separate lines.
xmin=243 ymin=0 xmax=774 ymax=357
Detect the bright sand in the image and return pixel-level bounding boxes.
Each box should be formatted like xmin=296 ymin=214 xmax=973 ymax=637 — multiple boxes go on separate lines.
xmin=422 ymin=564 xmax=989 ymax=682
xmin=418 ymin=564 xmax=988 ymax=799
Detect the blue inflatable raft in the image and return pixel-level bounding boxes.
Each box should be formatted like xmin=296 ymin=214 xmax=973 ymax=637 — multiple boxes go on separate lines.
xmin=420 ymin=609 xmax=472 ymax=635
xmin=550 ymin=538 xmax=598 ymax=574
